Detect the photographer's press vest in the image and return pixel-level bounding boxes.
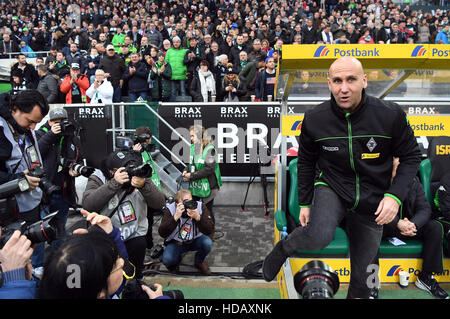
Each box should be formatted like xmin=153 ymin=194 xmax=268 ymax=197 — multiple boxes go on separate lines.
xmin=92 ymin=169 xmax=148 ymax=241
xmin=164 ymin=201 xmax=203 ymax=243
xmin=189 ymin=143 xmax=222 ymax=198
xmin=141 ymin=151 xmax=161 ymax=190
xmin=0 ymin=116 xmax=43 ymax=212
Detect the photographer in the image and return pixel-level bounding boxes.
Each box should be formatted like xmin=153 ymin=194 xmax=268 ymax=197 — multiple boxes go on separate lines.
xmin=0 ymin=90 xmax=49 ymax=271
xmin=82 ymin=150 xmax=165 ymax=279
xmin=0 ymin=229 xmax=36 ymax=299
xmin=182 ymin=125 xmax=222 ymax=224
xmin=35 ymin=108 xmax=85 ymax=248
xmin=132 ymin=126 xmax=161 ymax=251
xmin=38 ymin=209 xmax=166 ymax=299
xmin=86 ymin=69 xmax=114 ymax=104
xmin=59 ymin=63 xmax=90 ymax=104
xmin=158 ymin=189 xmax=214 ymax=276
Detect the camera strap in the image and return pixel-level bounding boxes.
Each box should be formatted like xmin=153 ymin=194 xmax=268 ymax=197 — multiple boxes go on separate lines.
xmin=6 ymin=121 xmax=40 ymax=173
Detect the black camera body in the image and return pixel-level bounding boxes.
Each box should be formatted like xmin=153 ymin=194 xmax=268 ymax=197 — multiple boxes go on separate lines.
xmin=124 ymin=162 xmax=153 ymax=179
xmin=59 ymin=119 xmax=75 ymax=136
xmin=0 ymin=211 xmax=59 ymax=249
xmin=29 ymin=167 xmax=60 ymax=196
xmin=133 ymin=133 xmax=156 ymax=153
xmin=182 ymin=199 xmax=197 ymax=218
xmin=122 ymin=278 xmax=184 ymax=300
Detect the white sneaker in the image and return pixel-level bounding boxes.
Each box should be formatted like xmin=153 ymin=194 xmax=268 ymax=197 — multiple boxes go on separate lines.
xmin=33 ymin=266 xmax=44 ymax=277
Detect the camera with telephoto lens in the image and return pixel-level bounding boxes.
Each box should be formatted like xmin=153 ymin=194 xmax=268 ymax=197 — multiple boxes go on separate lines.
xmin=124 ymin=162 xmax=153 ymax=179
xmin=29 ymin=167 xmax=60 ymax=196
xmin=122 ymin=278 xmax=184 ymax=300
xmin=182 ymin=199 xmax=197 ymax=218
xmin=72 ymin=163 xmax=95 ymax=178
xmin=0 ymin=178 xmax=31 ymax=227
xmin=0 ymin=211 xmax=59 ymax=248
xmin=294 ymin=260 xmax=340 ymax=299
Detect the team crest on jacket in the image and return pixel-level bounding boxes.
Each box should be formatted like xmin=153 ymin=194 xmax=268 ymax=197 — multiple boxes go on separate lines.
xmin=366 ymin=137 xmax=377 ymax=152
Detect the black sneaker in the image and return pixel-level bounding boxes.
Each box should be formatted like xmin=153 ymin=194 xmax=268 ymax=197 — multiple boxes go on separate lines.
xmin=262 ymin=239 xmax=289 ymax=282
xmin=415 ymin=273 xmax=449 ymax=299
xmin=369 ymin=287 xmax=379 ymax=299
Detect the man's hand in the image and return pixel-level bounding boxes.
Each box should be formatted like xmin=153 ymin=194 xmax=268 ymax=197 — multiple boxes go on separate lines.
xmin=299 ymin=206 xmax=311 ymax=227
xmin=375 ymin=196 xmax=400 ymax=225
xmin=114 ymin=167 xmax=130 ymax=185
xmin=68 ymin=168 xmax=79 ymax=177
xmin=174 ymin=202 xmax=184 ymax=221
xmin=74 ymin=209 xmax=114 ymax=234
xmin=132 ymin=143 xmax=142 ymax=152
xmin=50 ymin=123 xmax=61 ymax=135
xmin=397 ymin=218 xmax=417 ymax=237
xmin=182 ymin=171 xmax=191 ymax=181
xmin=0 ymin=230 xmax=33 ymax=272
xmin=131 ymin=176 xmax=145 ymax=189
xmin=141 ymin=283 xmax=163 ymax=299
xmin=187 ymin=208 xmax=200 ymax=221
xmin=23 ymin=169 xmax=40 ymax=190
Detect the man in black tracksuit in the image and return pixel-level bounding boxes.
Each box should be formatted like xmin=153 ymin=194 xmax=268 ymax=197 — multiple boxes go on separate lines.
xmin=263 ymin=57 xmax=422 ymax=299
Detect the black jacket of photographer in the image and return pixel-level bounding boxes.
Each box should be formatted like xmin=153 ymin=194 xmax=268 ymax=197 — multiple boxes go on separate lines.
xmin=35 ymin=121 xmax=83 ymax=205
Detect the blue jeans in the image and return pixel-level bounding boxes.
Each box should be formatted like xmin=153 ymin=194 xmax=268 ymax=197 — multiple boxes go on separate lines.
xmin=128 ymin=91 xmax=148 ymax=102
xmin=170 ymin=80 xmax=186 ymax=101
xmin=113 ymin=86 xmax=122 ymax=102
xmin=162 ymin=235 xmax=212 ymax=268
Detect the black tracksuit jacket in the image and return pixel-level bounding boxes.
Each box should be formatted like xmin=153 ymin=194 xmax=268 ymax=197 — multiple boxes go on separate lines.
xmin=298 ymin=90 xmax=422 ymax=215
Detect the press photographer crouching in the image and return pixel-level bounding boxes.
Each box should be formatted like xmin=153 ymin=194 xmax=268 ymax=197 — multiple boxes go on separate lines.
xmin=36 ymin=107 xmax=92 ymax=249
xmin=0 ymin=90 xmax=50 ymax=272
xmin=158 ymin=189 xmax=214 ymax=275
xmin=82 ymin=150 xmax=165 ymax=279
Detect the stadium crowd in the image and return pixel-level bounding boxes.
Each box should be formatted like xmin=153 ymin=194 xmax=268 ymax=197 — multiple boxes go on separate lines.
xmin=0 ymin=0 xmax=449 ymax=102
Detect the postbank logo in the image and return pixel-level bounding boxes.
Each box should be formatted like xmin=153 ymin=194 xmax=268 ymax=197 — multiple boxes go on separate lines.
xmin=291 ymin=120 xmax=303 ymax=131
xmin=387 ymin=265 xmax=403 ymax=277
xmin=408 ymin=115 xmax=450 ymax=136
xmin=314 ymin=45 xmax=330 ymax=57
xmin=282 ymin=115 xmax=304 ymax=136
xmin=411 ymin=45 xmax=427 ymax=57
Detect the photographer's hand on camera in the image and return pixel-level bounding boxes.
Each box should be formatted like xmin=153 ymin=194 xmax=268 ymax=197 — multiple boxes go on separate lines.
xmin=114 ymin=167 xmax=130 ymax=185
xmin=132 ymin=143 xmax=142 ymax=152
xmin=0 ymin=230 xmax=33 ymax=273
xmin=187 ymin=208 xmax=201 ymax=222
xmin=68 ymin=168 xmax=79 ymax=177
xmin=130 ymin=176 xmax=145 ymax=189
xmin=50 ymin=122 xmax=61 ymax=135
xmin=173 ymin=202 xmax=184 ymax=222
xmin=23 ymin=169 xmax=40 ymax=190
xmin=141 ymin=283 xmax=164 ymax=299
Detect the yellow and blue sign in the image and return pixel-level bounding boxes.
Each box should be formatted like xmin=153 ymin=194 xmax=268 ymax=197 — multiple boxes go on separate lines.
xmin=286 ymin=258 xmax=450 ymax=284
xmin=281 ymin=44 xmax=450 ymax=70
xmin=282 ymin=114 xmax=450 ymax=137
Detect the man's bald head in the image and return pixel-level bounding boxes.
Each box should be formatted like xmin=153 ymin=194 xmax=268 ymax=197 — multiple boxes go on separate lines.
xmin=327 ymin=57 xmax=367 ymax=113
